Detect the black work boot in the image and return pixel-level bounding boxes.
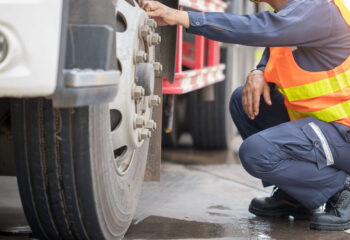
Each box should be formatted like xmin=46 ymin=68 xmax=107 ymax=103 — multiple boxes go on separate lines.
xmin=249 ymin=188 xmax=314 ymax=220
xmin=310 ymin=189 xmax=350 ymax=231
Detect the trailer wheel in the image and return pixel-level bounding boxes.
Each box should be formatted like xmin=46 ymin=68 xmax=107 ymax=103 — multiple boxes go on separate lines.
xmin=189 ymin=49 xmax=235 ymax=149
xmin=11 ymin=99 xmax=149 ymax=240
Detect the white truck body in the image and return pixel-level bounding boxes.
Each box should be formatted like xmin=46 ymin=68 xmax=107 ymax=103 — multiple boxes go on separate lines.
xmin=0 ymin=0 xmax=63 ymax=97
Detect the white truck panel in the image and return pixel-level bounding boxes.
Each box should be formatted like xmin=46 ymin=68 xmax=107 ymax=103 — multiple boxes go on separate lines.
xmin=0 ymin=0 xmax=63 ymax=97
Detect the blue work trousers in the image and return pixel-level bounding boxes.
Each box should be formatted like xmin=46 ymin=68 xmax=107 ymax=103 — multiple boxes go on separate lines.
xmin=230 ymin=85 xmax=350 ymax=209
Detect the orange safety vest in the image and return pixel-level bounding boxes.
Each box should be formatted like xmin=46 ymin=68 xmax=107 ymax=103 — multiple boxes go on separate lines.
xmin=264 ymin=0 xmax=350 ymax=126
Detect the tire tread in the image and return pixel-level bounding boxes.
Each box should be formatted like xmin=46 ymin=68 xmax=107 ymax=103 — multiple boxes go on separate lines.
xmin=189 ymin=80 xmax=227 ymax=149
xmin=12 ymin=99 xmax=91 ymax=240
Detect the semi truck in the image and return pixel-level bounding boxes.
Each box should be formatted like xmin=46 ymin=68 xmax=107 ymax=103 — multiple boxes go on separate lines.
xmin=0 ymin=0 xmax=259 ymax=239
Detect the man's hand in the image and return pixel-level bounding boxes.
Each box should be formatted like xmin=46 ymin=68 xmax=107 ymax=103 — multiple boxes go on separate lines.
xmin=242 ymin=70 xmax=272 ymax=120
xmin=140 ymin=0 xmax=189 ymax=28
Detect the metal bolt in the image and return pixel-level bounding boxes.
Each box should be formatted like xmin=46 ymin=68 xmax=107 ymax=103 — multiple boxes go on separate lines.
xmin=134 ymin=51 xmax=148 ymax=63
xmin=145 ymin=120 xmax=157 ymax=131
xmin=139 ymin=129 xmax=152 ymax=141
xmin=149 ymin=95 xmax=161 ymax=107
xmin=0 ymin=32 xmax=8 ymax=64
xmin=140 ymin=25 xmax=151 ymax=38
xmin=150 ymin=33 xmax=161 ymax=46
xmin=153 ymin=62 xmax=163 ymax=74
xmin=134 ymin=115 xmax=145 ymax=129
xmin=146 ymin=19 xmax=157 ymax=29
xmin=132 ymin=85 xmax=145 ymax=100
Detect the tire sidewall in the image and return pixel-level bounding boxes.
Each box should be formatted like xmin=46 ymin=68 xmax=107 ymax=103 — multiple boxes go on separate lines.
xmin=89 ymin=104 xmax=149 ymax=239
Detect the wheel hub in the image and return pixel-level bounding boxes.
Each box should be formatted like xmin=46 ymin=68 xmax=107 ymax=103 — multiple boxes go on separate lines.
xmin=111 ymin=0 xmax=162 ymax=175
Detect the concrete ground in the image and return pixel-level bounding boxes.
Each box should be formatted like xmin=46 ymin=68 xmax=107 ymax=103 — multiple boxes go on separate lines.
xmin=126 ymin=149 xmax=350 ymax=240
xmin=1 ymin=149 xmax=350 ymax=239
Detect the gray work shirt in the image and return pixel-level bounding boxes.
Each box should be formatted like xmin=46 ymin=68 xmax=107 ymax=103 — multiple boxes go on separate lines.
xmin=187 ymin=0 xmax=350 ymax=72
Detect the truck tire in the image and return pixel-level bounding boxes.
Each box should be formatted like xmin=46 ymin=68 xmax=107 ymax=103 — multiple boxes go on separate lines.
xmin=12 ymin=99 xmax=149 ymax=240
xmin=189 ymin=49 xmax=235 ymax=149
xmin=189 ymin=81 xmax=231 ymax=149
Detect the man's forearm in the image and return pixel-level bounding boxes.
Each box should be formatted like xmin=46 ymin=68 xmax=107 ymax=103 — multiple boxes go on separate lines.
xmin=175 ymin=10 xmax=190 ymax=28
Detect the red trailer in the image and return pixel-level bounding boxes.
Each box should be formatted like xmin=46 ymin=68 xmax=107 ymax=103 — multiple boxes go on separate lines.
xmin=163 ymin=0 xmax=227 ymax=95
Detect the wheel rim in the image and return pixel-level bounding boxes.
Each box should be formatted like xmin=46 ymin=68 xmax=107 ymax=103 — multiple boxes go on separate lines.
xmin=111 ymin=0 xmax=161 ymax=176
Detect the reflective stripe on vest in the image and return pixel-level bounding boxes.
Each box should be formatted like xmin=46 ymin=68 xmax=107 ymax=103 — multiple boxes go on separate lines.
xmin=288 ymin=100 xmax=350 ymax=122
xmin=264 ymin=0 xmax=350 ymax=125
xmin=279 ymin=70 xmax=350 ymax=101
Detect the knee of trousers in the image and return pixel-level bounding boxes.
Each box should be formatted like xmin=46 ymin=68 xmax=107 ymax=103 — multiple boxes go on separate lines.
xmin=239 ymin=134 xmax=282 ymax=178
xmin=229 ymin=86 xmax=244 ymax=119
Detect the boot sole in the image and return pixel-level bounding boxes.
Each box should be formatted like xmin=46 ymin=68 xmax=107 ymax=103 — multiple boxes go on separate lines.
xmin=249 ymin=205 xmax=312 ymax=220
xmin=310 ymin=222 xmax=350 ymax=231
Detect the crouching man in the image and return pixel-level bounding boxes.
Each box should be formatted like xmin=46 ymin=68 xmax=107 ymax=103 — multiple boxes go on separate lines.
xmin=141 ymin=0 xmax=350 ymax=230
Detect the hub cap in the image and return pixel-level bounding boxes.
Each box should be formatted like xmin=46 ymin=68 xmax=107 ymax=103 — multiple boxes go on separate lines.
xmin=111 ymin=0 xmax=162 ymax=175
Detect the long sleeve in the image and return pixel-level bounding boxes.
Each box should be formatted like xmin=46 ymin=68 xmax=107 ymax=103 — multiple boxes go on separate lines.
xmin=186 ymin=0 xmax=332 ymax=47
xmin=256 ymin=48 xmax=270 ymax=72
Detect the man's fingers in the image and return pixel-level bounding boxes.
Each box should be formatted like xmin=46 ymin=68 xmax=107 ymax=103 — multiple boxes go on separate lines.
xmin=140 ymin=0 xmax=152 ymax=9
xmin=242 ymin=79 xmax=255 ymax=119
xmin=263 ymin=83 xmax=272 ymax=106
xmin=144 ymin=2 xmax=156 ymax=12
xmin=147 ymin=9 xmax=163 ymax=18
xmin=242 ymin=70 xmax=270 ymax=120
xmin=246 ymin=88 xmax=254 ymax=119
xmin=141 ymin=1 xmax=160 ymax=12
xmin=252 ymin=88 xmax=260 ymax=117
xmin=242 ymin=88 xmax=248 ymax=117
xmin=140 ymin=0 xmax=146 ymax=8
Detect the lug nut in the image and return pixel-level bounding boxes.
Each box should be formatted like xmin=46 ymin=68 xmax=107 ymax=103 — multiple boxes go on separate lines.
xmin=146 ymin=19 xmax=157 ymax=29
xmin=139 ymin=129 xmax=152 ymax=141
xmin=140 ymin=25 xmax=151 ymax=38
xmin=132 ymin=85 xmax=145 ymax=100
xmin=150 ymin=33 xmax=161 ymax=46
xmin=0 ymin=32 xmax=8 ymax=64
xmin=134 ymin=51 xmax=148 ymax=63
xmin=134 ymin=115 xmax=145 ymax=129
xmin=149 ymin=95 xmax=161 ymax=107
xmin=145 ymin=120 xmax=157 ymax=131
xmin=153 ymin=62 xmax=163 ymax=74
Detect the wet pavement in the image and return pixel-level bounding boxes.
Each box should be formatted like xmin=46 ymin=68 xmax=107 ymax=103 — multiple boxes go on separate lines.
xmin=1 ymin=149 xmax=350 ymax=239
xmin=125 ymin=149 xmax=350 ymax=240
xmin=0 ymin=177 xmax=33 ymax=239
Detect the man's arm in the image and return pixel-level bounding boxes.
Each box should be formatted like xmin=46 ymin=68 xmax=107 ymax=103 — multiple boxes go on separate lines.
xmin=139 ymin=0 xmax=330 ymax=120
xmin=140 ymin=1 xmax=190 ymax=27
xmin=186 ymin=3 xmax=332 ymax=47
xmin=256 ymin=48 xmax=270 ymax=72
xmin=141 ymin=0 xmax=332 ymax=48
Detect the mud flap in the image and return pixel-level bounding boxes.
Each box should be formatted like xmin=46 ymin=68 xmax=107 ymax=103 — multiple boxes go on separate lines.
xmin=145 ymin=0 xmax=179 ymax=181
